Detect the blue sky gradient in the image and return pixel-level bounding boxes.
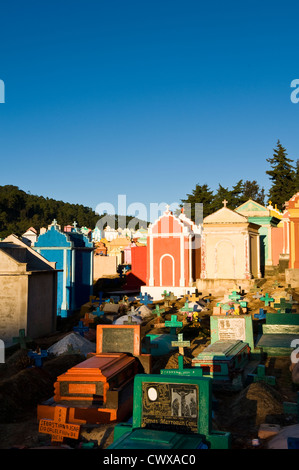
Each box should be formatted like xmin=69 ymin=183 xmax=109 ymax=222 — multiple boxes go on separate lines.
xmin=0 ymin=0 xmax=299 ymax=221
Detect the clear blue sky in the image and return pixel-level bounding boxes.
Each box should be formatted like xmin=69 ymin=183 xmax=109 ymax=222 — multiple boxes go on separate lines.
xmin=1 ymin=0 xmax=299 ymax=222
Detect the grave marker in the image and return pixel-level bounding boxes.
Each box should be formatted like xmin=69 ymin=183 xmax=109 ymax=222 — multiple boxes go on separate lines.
xmin=28 ymin=348 xmax=48 ymax=367
xmin=229 ymin=291 xmax=241 ymax=302
xmin=273 ymin=298 xmax=293 ymax=314
xmin=142 ymin=336 xmax=159 ymax=355
xmin=109 ymin=374 xmax=231 ymax=449
xmin=171 ymin=333 xmax=191 ymax=356
xmin=260 ymin=293 xmax=274 ymax=307
xmin=73 ymin=321 xmax=89 ymax=337
xmin=39 ymin=406 xmax=81 ymax=443
xmin=247 ymin=364 xmax=276 ymax=386
xmin=12 ymin=329 xmax=31 ymax=349
xmin=82 ymin=312 xmax=95 ymax=327
xmin=138 ymin=293 xmax=153 ymax=306
xmin=154 ymin=315 xmax=183 ymax=335
xmin=254 ymin=308 xmax=267 ymax=320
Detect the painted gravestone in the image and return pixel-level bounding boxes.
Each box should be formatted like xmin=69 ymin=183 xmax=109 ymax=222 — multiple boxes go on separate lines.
xmin=109 ymin=374 xmax=231 ymax=449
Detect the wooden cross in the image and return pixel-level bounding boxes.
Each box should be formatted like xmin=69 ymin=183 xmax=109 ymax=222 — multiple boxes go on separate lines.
xmin=254 ymin=308 xmax=267 ymax=320
xmin=141 ymin=336 xmax=159 ymax=354
xmin=13 ymin=329 xmax=31 ymax=349
xmin=28 ymin=348 xmax=48 ymax=367
xmin=249 ymin=365 xmax=276 ymax=386
xmin=274 ymin=298 xmax=293 ymax=313
xmin=171 ymin=333 xmax=191 ymax=355
xmin=154 ymin=314 xmax=183 ymax=335
xmin=39 ymin=406 xmax=81 ymax=444
xmin=187 ymin=292 xmax=201 ymax=303
xmin=139 ymin=292 xmax=153 ymax=306
xmin=82 ymin=313 xmax=95 ymax=327
xmin=180 ymin=301 xmax=194 ymax=312
xmin=222 ymin=199 xmax=228 ymax=207
xmin=260 ymin=293 xmax=274 ymax=307
xmin=152 ymin=304 xmax=165 ymax=318
xmin=229 ymin=291 xmax=241 ymax=302
xmin=73 ymin=321 xmax=89 ymax=337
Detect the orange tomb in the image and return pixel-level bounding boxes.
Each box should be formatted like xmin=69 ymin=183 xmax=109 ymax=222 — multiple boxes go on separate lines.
xmin=37 ymin=324 xmax=151 ymax=427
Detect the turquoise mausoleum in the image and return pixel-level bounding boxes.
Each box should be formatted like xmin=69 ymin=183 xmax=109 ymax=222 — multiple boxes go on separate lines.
xmin=33 ymin=220 xmax=94 ymax=318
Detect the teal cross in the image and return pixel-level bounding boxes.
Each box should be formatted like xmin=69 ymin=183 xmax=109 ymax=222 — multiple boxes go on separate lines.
xmin=141 ymin=336 xmax=159 ymax=354
xmin=260 ymin=293 xmax=274 ymax=307
xmin=13 ymin=329 xmax=31 ymax=349
xmin=274 ymin=298 xmax=293 ymax=314
xmin=152 ymin=304 xmax=165 ymax=317
xmin=249 ymin=365 xmax=276 ymax=385
xmin=180 ymin=302 xmax=194 ymax=314
xmin=155 ymin=314 xmax=183 ymax=335
xmin=229 ymin=291 xmax=241 ymax=302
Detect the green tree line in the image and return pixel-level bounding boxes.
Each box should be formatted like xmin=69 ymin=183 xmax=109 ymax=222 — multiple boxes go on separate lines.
xmin=0 ymin=186 xmax=147 ymax=238
xmin=181 ymin=140 xmax=299 ymax=220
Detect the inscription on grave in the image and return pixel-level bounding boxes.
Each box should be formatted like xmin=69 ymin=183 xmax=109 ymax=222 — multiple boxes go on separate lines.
xmin=217 ymin=317 xmax=246 ymax=342
xmin=141 ymin=382 xmax=198 ymax=433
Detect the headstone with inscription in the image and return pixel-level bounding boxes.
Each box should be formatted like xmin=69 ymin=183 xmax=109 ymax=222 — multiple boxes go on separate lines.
xmin=109 ymin=374 xmax=231 ymax=449
xmin=192 ymin=314 xmax=257 ymax=389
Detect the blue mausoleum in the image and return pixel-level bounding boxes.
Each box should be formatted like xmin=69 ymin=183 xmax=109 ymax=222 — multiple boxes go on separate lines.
xmin=33 ymin=220 xmax=94 ymax=317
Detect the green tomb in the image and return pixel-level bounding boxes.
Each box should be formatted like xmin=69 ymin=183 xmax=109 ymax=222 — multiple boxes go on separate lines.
xmin=255 ymin=311 xmax=299 ymax=356
xmin=192 ymin=315 xmax=260 ymax=389
xmin=109 ymin=374 xmax=231 ymax=449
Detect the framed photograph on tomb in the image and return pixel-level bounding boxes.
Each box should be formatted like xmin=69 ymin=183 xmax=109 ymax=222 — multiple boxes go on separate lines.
xmin=141 ymin=382 xmax=199 ymax=434
xmin=96 ymin=324 xmax=141 ymax=356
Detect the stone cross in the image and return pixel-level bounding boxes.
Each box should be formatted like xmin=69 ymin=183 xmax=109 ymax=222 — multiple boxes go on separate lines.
xmin=222 ymin=199 xmax=228 ymax=207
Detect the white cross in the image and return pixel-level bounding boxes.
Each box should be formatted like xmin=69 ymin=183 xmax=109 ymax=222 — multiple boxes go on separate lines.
xmin=222 ymin=199 xmax=228 ymax=207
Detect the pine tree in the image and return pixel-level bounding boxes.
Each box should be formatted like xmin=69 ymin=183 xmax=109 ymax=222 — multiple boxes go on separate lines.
xmin=239 ymin=180 xmax=265 ymax=206
xmin=266 ymin=140 xmax=296 ymax=210
xmin=180 ymin=183 xmax=215 ymax=220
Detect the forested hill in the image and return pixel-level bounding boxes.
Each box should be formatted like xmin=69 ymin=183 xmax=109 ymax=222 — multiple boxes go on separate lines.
xmin=0 ymin=185 xmax=148 ymax=238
